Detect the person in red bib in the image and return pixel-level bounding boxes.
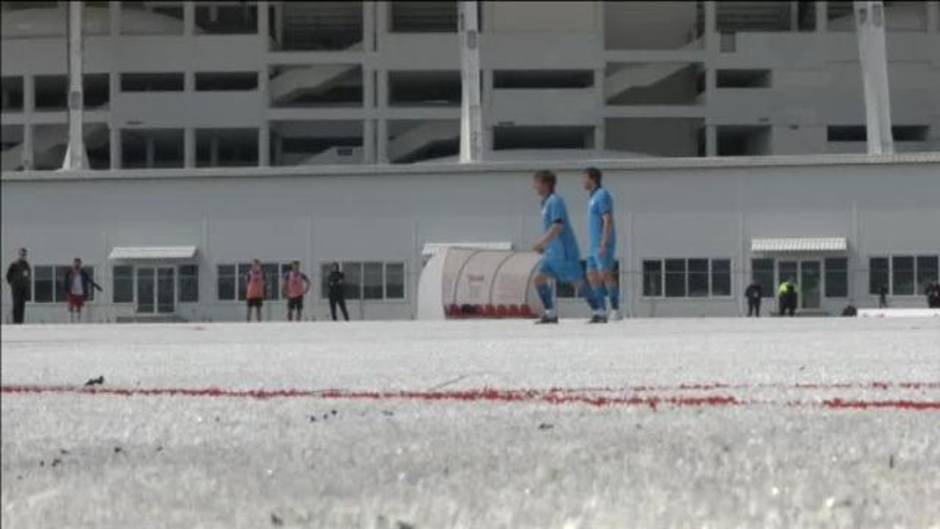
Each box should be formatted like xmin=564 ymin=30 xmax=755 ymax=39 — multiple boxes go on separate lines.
xmin=64 ymin=257 xmax=102 ymax=323
xmin=245 ymin=259 xmax=266 ymax=322
xmin=282 ymin=260 xmax=311 ymax=322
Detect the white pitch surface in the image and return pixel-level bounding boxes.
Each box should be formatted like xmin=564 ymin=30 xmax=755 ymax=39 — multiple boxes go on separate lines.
xmin=2 ymin=318 xmax=939 ymax=529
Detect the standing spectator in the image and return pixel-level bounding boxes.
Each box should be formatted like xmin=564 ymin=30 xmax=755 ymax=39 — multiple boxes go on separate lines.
xmin=777 ymin=278 xmax=797 ymax=317
xmin=63 ymin=258 xmax=102 ymax=323
xmin=6 ymin=247 xmax=31 ymax=324
xmin=245 ymin=259 xmax=265 ymax=322
xmin=327 ymin=262 xmax=349 ymax=321
xmin=878 ymin=284 xmax=889 ymax=308
xmin=926 ymin=281 xmax=940 ymax=308
xmin=282 ymin=260 xmax=311 ymax=322
xmin=744 ymin=279 xmax=763 ymax=317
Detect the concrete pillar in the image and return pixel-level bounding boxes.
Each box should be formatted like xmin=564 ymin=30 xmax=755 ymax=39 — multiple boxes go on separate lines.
xmin=706 ymin=125 xmax=718 ymax=156
xmin=363 ymin=118 xmax=376 ymax=163
xmin=258 ymin=123 xmax=270 ymax=166
xmin=22 ymin=124 xmax=34 ymax=170
xmin=110 ymin=126 xmax=121 ymax=169
xmin=790 ymin=1 xmax=799 ymax=31
xmin=375 ymin=1 xmax=389 ymax=49
xmin=703 ymin=1 xmax=717 ymax=53
xmin=109 ymin=1 xmax=120 ymax=36
xmin=363 ymin=1 xmax=376 ymax=52
xmin=593 ymin=68 xmax=605 ymax=152
xmin=376 ymin=118 xmax=388 ymax=163
xmin=62 ymin=0 xmax=87 ymax=170
xmin=458 ymin=0 xmax=483 ymax=163
xmin=257 ymin=1 xmax=269 ymax=47
xmin=816 ymin=1 xmax=828 ymax=32
xmin=855 ymin=1 xmax=895 ymax=154
xmin=184 ymin=128 xmax=195 ymax=167
xmin=273 ymin=2 xmax=283 ymax=49
xmin=23 ymin=75 xmax=34 ymax=113
xmin=183 ymin=1 xmax=195 ymax=36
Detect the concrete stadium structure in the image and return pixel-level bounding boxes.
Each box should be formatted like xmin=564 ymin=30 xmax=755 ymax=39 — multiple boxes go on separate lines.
xmin=2 ymin=1 xmax=940 ymax=169
xmin=2 ymin=154 xmax=939 ymax=322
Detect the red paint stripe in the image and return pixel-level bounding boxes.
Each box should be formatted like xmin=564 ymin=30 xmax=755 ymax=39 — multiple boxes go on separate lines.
xmin=2 ymin=384 xmax=938 ymax=411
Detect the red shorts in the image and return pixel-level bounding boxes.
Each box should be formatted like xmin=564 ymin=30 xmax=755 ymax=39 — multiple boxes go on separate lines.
xmin=67 ymin=293 xmax=85 ymax=310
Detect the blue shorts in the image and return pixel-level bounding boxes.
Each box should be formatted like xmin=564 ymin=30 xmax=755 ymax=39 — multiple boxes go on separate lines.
xmin=538 ymin=259 xmax=584 ymax=284
xmin=586 ymin=252 xmax=616 ymax=273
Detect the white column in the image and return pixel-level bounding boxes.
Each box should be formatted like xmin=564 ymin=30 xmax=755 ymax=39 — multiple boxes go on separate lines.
xmin=363 ymin=118 xmax=376 ymax=163
xmin=22 ymin=124 xmax=34 ymax=170
xmin=817 ymin=1 xmax=828 ymax=32
xmin=855 ymin=1 xmax=894 ymax=154
xmin=62 ymin=0 xmax=88 ymax=170
xmin=375 ymin=1 xmax=388 ymax=49
xmin=706 ymin=125 xmax=718 ymax=156
xmin=110 ymin=126 xmax=121 ymax=169
xmin=22 ymin=75 xmax=34 ymax=169
xmin=184 ymin=127 xmax=195 ymax=167
xmin=376 ymin=118 xmax=388 ymax=163
xmin=257 ymin=1 xmax=269 ymax=46
xmin=458 ymin=0 xmax=482 ymax=163
xmin=183 ymin=1 xmax=195 ymax=36
xmin=703 ymin=1 xmax=717 ymax=52
xmin=363 ymin=1 xmax=376 ymax=51
xmin=258 ymin=123 xmax=270 ymax=166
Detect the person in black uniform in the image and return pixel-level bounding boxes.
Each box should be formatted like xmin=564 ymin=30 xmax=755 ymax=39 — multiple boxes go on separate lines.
xmin=327 ymin=262 xmax=349 ymax=321
xmin=926 ymin=281 xmax=940 ymax=308
xmin=5 ymin=247 xmax=31 ymax=324
xmin=878 ymin=284 xmax=889 ymax=308
xmin=744 ymin=279 xmax=763 ymax=317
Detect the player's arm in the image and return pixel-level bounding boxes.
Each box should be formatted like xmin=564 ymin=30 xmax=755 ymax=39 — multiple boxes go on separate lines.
xmin=599 ymin=213 xmax=613 ymax=258
xmin=533 ymin=222 xmax=563 ymax=253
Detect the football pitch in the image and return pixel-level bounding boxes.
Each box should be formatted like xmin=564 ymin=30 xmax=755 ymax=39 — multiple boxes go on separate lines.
xmin=2 ymin=318 xmax=938 ymax=528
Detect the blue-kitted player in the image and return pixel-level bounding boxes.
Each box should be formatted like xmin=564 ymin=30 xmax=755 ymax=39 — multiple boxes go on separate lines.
xmin=583 ymin=167 xmax=620 ymax=322
xmin=531 ymin=170 xmax=591 ymax=324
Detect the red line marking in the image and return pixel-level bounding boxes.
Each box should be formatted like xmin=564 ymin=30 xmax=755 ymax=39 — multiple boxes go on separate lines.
xmin=2 ymin=384 xmax=938 ymax=410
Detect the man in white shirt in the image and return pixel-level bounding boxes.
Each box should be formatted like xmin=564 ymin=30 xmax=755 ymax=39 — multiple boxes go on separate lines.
xmin=63 ymin=258 xmax=102 ymax=323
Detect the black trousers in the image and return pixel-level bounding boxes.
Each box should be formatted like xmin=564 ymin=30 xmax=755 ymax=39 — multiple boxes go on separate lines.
xmin=10 ymin=289 xmax=27 ymax=324
xmin=329 ymin=295 xmax=349 ymax=321
xmin=747 ymin=298 xmax=761 ymax=317
xmin=779 ymin=297 xmax=796 ymax=317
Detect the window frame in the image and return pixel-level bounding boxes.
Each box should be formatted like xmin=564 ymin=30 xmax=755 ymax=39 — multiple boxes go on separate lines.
xmin=869 ymin=254 xmax=939 ymax=297
xmin=641 ymin=258 xmax=735 ymax=299
xmin=319 ymin=260 xmax=409 ymax=303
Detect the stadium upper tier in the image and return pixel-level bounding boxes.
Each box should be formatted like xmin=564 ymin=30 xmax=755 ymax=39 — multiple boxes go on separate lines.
xmin=1 ymin=1 xmax=939 ymax=171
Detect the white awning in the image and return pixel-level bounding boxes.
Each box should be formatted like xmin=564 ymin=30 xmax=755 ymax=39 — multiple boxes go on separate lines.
xmin=421 ymin=242 xmax=513 ymax=257
xmin=109 ymin=246 xmax=198 ymax=260
xmin=750 ymin=237 xmax=847 ymax=253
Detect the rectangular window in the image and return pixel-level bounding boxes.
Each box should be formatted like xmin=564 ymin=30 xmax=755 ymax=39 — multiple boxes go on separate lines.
xmin=711 ymin=259 xmax=732 ymax=297
xmin=178 ymin=265 xmax=199 ymax=303
xmin=916 ymin=255 xmax=938 ymax=294
xmin=664 ymin=259 xmax=686 ymax=298
xmin=54 ymin=265 xmax=70 ymax=302
xmin=751 ymin=258 xmax=775 ymax=298
xmin=113 ymin=265 xmax=134 ymax=303
xmin=236 ymin=263 xmax=251 ymax=300
xmin=869 ymin=257 xmax=890 ymax=295
xmin=642 ymin=260 xmax=662 ymax=297
xmin=716 ymin=69 xmax=771 ymax=88
xmin=120 ymin=73 xmax=185 ymax=92
xmin=892 ymin=256 xmax=915 ymax=296
xmin=362 ymin=262 xmax=384 ymax=300
xmin=824 ymin=258 xmax=848 ymax=298
xmin=217 ymin=264 xmax=236 ymax=300
xmin=687 ymin=259 xmax=709 ymax=297
xmin=386 ymin=262 xmax=405 ymax=299
xmin=195 ymin=72 xmax=258 ymax=91
xmin=261 ymin=263 xmax=280 ymax=300
xmin=342 ymin=262 xmax=362 ymax=300
xmin=33 ymin=265 xmax=54 ymax=302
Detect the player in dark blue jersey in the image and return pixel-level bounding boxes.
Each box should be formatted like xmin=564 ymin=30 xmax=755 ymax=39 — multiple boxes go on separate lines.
xmin=531 ymin=170 xmax=587 ymax=324
xmin=583 ymin=167 xmax=619 ymax=322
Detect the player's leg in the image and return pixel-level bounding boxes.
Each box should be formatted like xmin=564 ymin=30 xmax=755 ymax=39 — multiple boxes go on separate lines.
xmin=295 ymin=299 xmax=303 ymax=321
xmin=533 ymin=261 xmax=559 ymax=323
xmin=338 ymin=297 xmax=349 ymax=320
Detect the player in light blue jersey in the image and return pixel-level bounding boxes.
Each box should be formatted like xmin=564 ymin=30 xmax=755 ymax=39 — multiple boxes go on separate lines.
xmin=531 ymin=170 xmax=588 ymax=324
xmin=583 ymin=167 xmax=620 ymax=322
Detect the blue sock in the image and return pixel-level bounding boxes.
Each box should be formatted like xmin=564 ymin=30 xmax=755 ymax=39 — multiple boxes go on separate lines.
xmin=536 ymin=283 xmax=555 ymax=312
xmin=608 ymin=287 xmax=620 ymax=310
xmin=592 ymin=285 xmax=607 ymax=312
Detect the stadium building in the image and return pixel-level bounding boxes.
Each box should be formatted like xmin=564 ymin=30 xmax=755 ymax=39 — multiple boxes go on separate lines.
xmin=1 ymin=1 xmax=939 ymax=323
